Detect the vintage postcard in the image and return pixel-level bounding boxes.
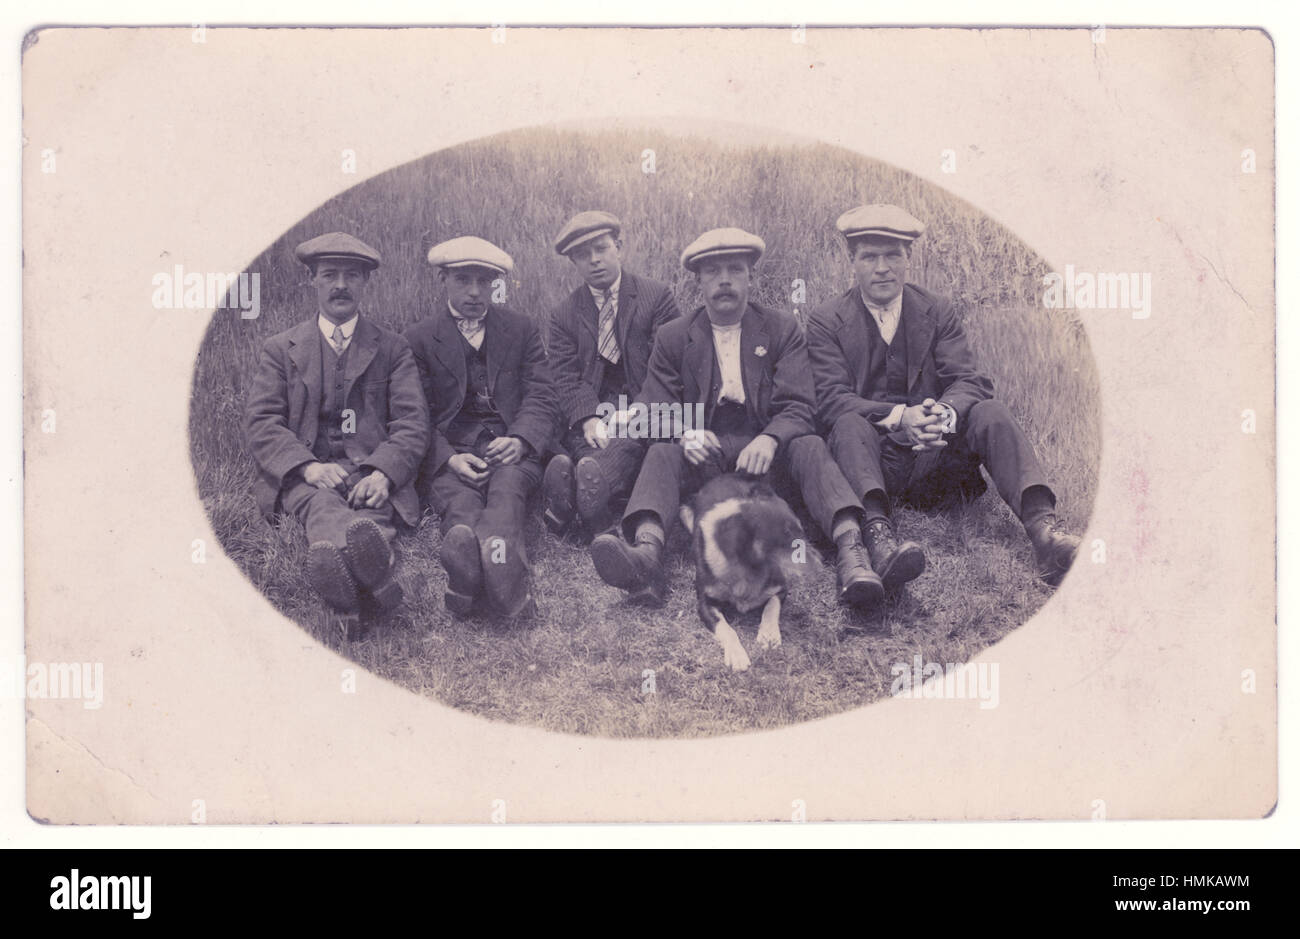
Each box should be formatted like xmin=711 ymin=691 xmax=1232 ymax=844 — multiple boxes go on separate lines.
xmin=21 ymin=25 xmax=1274 ymax=822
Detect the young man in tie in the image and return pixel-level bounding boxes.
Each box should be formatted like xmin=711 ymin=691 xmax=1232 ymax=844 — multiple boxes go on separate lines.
xmin=805 ymin=204 xmax=1080 ymax=587
xmin=542 ymin=210 xmax=681 ymax=536
xmin=245 ymin=232 xmax=429 ymax=633
xmin=403 ymin=236 xmax=558 ymax=619
xmin=589 ymin=227 xmax=884 ymax=609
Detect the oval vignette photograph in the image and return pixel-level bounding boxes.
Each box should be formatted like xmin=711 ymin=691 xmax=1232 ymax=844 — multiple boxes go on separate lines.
xmin=188 ymin=122 xmax=1101 ymax=738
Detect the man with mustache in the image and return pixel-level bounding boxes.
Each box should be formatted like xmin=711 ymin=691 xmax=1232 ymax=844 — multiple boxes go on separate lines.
xmin=806 ymin=204 xmax=1079 ymax=587
xmin=404 ymin=236 xmax=558 ymax=619
xmin=589 ymin=228 xmax=881 ymax=608
xmin=542 ymin=210 xmax=681 ymax=536
xmin=245 ymin=232 xmax=429 ymax=633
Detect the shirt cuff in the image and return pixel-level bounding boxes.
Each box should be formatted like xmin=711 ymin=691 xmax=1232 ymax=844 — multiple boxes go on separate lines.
xmin=875 ymin=403 xmax=906 ymax=432
xmin=937 ymin=403 xmax=958 ymax=434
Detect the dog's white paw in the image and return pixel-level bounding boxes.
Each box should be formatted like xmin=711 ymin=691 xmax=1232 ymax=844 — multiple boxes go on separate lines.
xmin=756 ymin=595 xmax=782 ymax=650
xmin=715 ymin=620 xmax=751 ymax=672
xmin=725 ymin=642 xmax=752 ymax=672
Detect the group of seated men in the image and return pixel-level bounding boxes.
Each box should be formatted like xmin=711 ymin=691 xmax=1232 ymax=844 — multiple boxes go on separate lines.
xmin=244 ymin=205 xmax=1080 ymax=625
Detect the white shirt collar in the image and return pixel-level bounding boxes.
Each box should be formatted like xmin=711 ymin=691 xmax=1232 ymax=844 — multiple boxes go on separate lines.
xmin=861 ymin=289 xmax=903 ymax=321
xmin=318 ymin=313 xmax=359 ymax=342
xmin=588 ymin=274 xmax=622 ymax=305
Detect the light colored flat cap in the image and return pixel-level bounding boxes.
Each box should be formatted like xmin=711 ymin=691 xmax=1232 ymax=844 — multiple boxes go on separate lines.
xmin=554 ymin=210 xmax=621 ymax=256
xmin=427 ymin=236 xmax=514 ymax=275
xmin=294 ymin=232 xmax=381 ymax=270
xmin=680 ymin=227 xmax=766 ymax=272
xmin=835 ymin=204 xmax=925 ymax=242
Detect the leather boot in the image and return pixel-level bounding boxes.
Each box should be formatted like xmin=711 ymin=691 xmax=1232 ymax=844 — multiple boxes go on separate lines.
xmin=345 ymin=518 xmax=403 ymax=611
xmin=590 ymin=531 xmax=667 ymax=607
xmin=574 ymin=456 xmax=615 ymax=534
xmin=479 ymin=528 xmax=533 ymax=618
xmin=863 ymin=519 xmax=926 ymax=593
xmin=541 ymin=454 xmax=576 ymax=535
xmin=307 ymin=542 xmax=361 ymax=613
xmin=1025 ymin=514 xmax=1080 ymax=587
xmin=440 ymin=524 xmax=482 ymax=615
xmin=834 ymin=528 xmax=884 ymax=609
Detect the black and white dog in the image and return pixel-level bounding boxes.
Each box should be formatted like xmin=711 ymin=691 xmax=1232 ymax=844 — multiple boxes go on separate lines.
xmin=679 ymin=474 xmax=806 ymax=671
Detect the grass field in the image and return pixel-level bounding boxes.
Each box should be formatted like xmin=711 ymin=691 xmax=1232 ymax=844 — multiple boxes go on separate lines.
xmin=189 ymin=126 xmax=1100 ymax=738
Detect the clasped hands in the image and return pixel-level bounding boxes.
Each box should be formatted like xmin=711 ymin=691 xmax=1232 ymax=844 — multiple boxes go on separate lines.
xmin=900 ymin=398 xmax=954 ymax=451
xmin=302 ymin=462 xmax=391 ymax=508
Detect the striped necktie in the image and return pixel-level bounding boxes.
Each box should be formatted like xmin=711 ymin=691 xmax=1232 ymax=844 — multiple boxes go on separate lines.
xmin=597 ymin=288 xmax=620 ymax=364
xmin=331 ymin=325 xmax=347 ymax=354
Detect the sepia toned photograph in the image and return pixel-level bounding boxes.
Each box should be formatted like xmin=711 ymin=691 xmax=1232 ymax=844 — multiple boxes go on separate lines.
xmin=192 ymin=125 xmax=1100 ymax=736
xmin=21 ymin=24 xmax=1275 ymax=823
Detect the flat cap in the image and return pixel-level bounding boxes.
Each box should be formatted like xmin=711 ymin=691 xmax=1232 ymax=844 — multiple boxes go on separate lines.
xmin=426 ymin=236 xmax=514 ymax=275
xmin=294 ymin=232 xmax=381 ymax=270
xmin=680 ymin=227 xmax=766 ymax=272
xmin=835 ymin=204 xmax=925 ymax=242
xmin=554 ymin=210 xmax=621 ymax=256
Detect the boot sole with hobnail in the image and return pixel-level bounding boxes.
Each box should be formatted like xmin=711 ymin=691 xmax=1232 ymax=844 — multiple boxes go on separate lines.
xmin=308 ymin=542 xmax=361 ymax=613
xmin=345 ymin=518 xmax=394 ymax=590
xmin=541 ymin=455 xmax=576 ymax=535
xmin=574 ymin=457 xmax=615 ymax=534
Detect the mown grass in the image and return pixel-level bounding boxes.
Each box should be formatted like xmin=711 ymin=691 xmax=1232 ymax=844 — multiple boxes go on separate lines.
xmin=190 ymin=126 xmax=1099 ymax=738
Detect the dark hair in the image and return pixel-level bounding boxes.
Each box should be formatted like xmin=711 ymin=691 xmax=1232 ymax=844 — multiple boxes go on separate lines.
xmin=846 ymin=235 xmax=912 ymax=258
xmin=307 ymin=258 xmax=372 ymax=278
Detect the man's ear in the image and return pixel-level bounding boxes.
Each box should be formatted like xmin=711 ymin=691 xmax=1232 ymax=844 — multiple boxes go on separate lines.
xmin=437 ymin=269 xmax=448 ymax=285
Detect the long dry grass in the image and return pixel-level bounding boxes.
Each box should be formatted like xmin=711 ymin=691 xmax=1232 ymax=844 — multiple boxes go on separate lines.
xmin=189 ymin=126 xmax=1099 ymax=738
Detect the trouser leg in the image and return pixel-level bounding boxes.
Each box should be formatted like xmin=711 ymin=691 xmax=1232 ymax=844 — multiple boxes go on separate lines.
xmin=779 ymin=434 xmax=865 ymax=540
xmin=947 ymin=398 xmax=1051 ymax=518
xmin=428 ymin=467 xmax=486 ymax=535
xmin=477 ymin=459 xmax=542 ymax=548
xmin=281 ymin=481 xmax=397 ymax=548
xmin=620 ymin=442 xmax=689 ymax=541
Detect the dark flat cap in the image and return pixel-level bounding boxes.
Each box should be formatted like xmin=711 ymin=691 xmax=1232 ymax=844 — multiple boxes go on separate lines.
xmin=680 ymin=227 xmax=766 ymax=272
xmin=554 ymin=210 xmax=621 ymax=256
xmin=294 ymin=232 xmax=381 ymax=270
xmin=835 ymin=204 xmax=925 ymax=242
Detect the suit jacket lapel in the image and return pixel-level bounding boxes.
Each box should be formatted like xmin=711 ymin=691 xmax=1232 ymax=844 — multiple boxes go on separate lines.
xmin=842 ymin=290 xmax=873 ymax=396
xmin=614 ymin=273 xmax=637 ymax=354
xmin=739 ymin=304 xmax=769 ymax=421
xmin=288 ymin=318 xmax=323 ymax=434
xmin=683 ymin=309 xmax=714 ymax=412
xmin=343 ymin=316 xmax=379 ymax=393
xmin=429 ymin=306 xmax=468 ymax=388
xmin=484 ymin=306 xmax=506 ymax=393
xmin=900 ymin=286 xmax=935 ymax=392
xmin=576 ymin=286 xmax=599 ymax=343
